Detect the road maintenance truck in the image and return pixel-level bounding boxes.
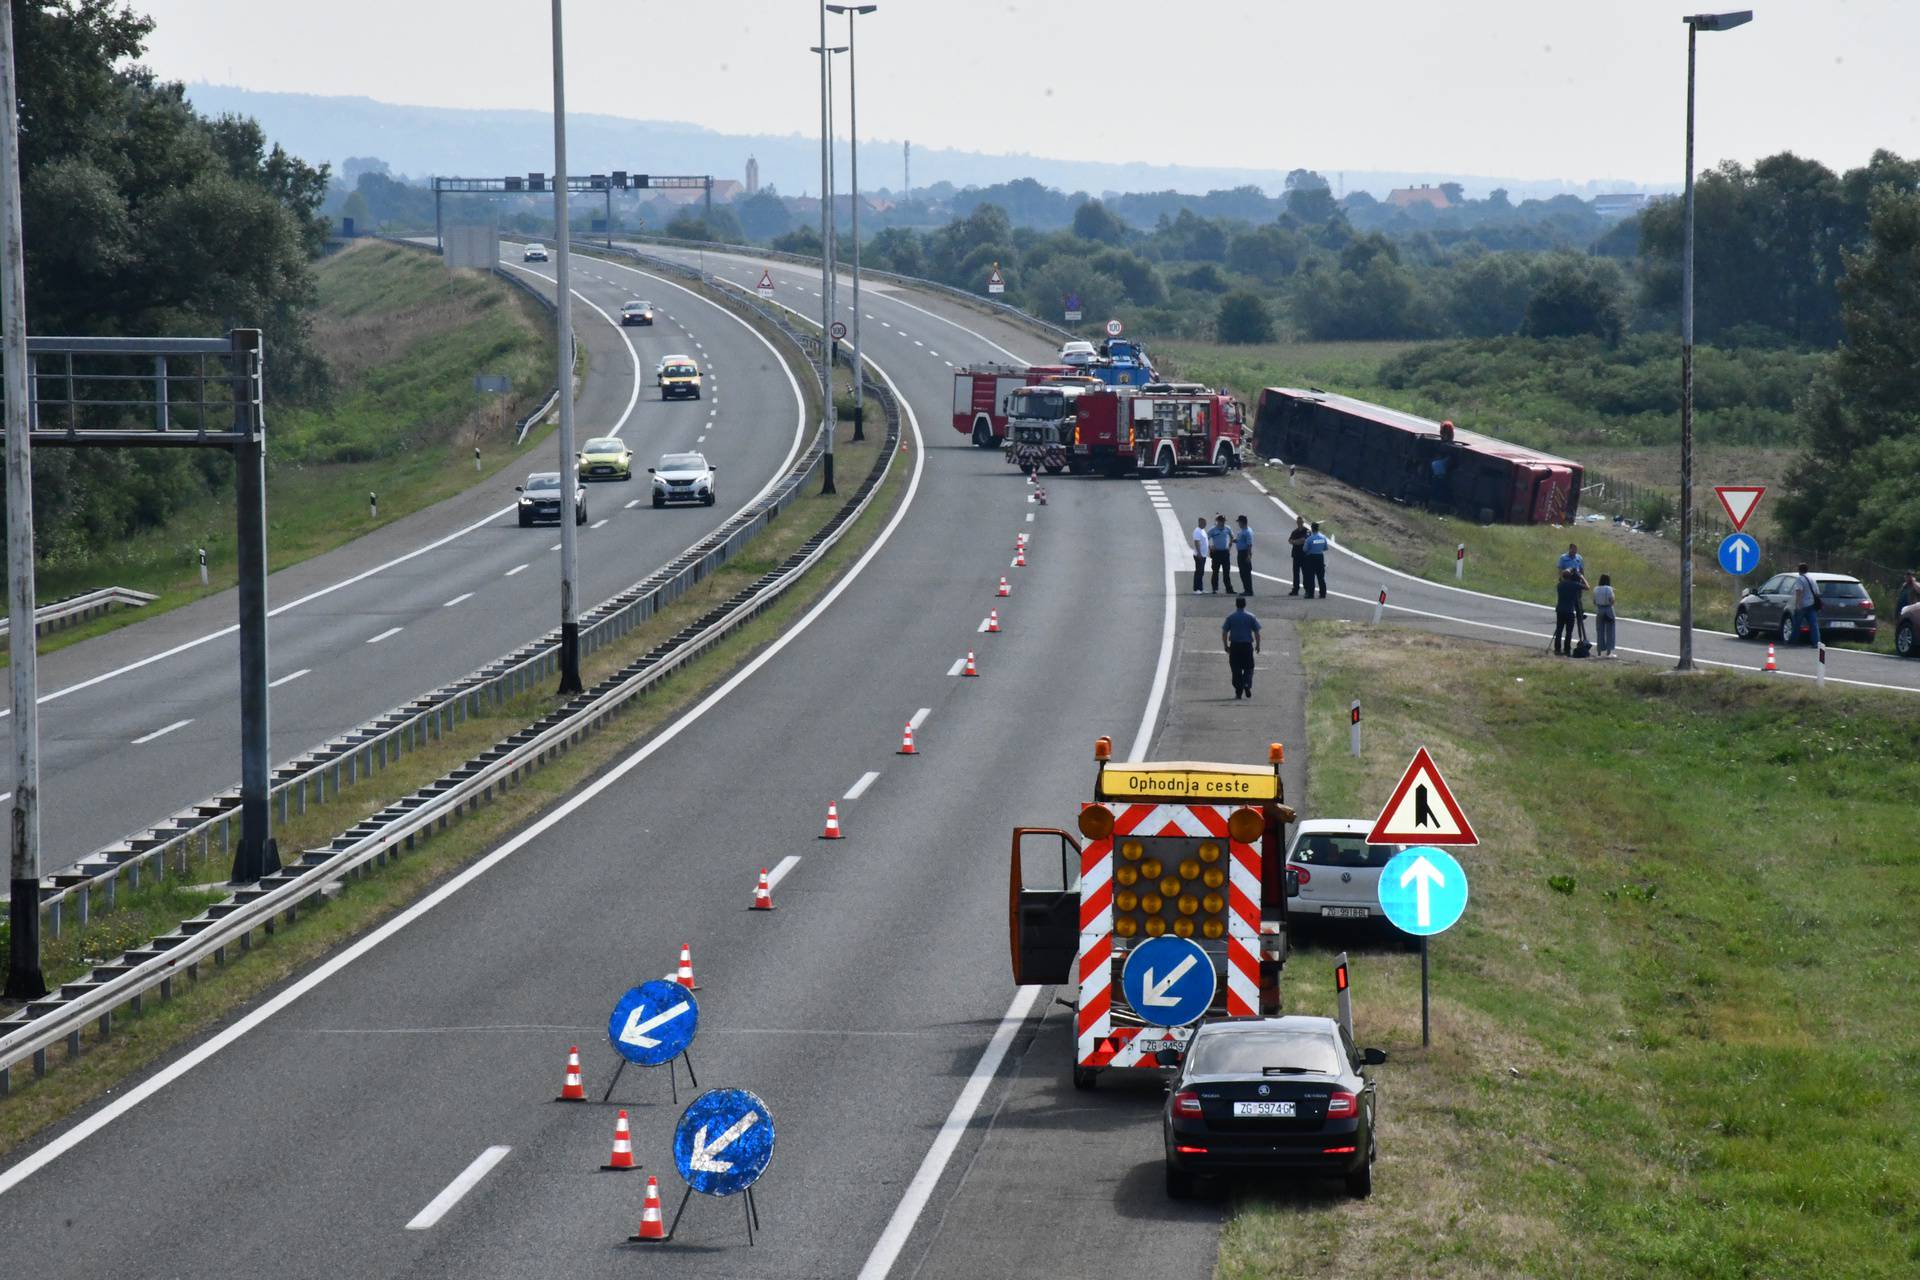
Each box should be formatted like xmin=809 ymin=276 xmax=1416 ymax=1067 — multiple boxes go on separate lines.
xmin=1008 ymin=738 xmax=1296 ymax=1088
xmin=1003 ymin=382 xmax=1246 ymax=477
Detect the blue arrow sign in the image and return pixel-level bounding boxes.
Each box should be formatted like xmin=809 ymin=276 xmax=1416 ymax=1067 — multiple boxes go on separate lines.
xmin=1377 ymin=847 xmax=1469 ymax=937
xmin=674 ymin=1088 xmax=776 ymax=1197
xmin=1717 ymin=532 xmax=1761 ymax=576
xmin=1119 ymin=935 xmax=1217 ymax=1029
xmin=607 ymin=980 xmax=699 ymax=1067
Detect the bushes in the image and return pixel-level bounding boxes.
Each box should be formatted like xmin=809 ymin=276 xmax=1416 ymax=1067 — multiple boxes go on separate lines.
xmin=1215 ymin=292 xmax=1274 ymax=344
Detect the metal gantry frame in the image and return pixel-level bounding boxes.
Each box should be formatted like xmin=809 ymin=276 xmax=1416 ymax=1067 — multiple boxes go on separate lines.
xmin=2 ymin=331 xmax=278 ymax=991
xmin=432 ymin=173 xmax=714 ymax=250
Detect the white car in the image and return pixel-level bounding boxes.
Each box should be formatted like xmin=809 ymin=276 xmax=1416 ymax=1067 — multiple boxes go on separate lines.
xmin=649 ymin=451 xmax=716 ymax=508
xmin=1059 ymin=340 xmax=1096 ymax=366
xmin=523 ymin=243 xmax=549 ymax=262
xmin=1284 ymin=820 xmax=1405 ymax=925
xmin=655 ymin=353 xmax=693 ymax=382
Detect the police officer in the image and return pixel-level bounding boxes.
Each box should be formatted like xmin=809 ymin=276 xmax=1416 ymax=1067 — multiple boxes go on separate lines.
xmin=1222 ymin=596 xmax=1261 ymax=699
xmin=1207 ymin=514 xmax=1233 ymax=594
xmin=1302 ymin=521 xmax=1329 ymax=598
xmin=1288 ymin=515 xmax=1308 ymax=596
xmin=1234 ymin=515 xmax=1255 ymax=595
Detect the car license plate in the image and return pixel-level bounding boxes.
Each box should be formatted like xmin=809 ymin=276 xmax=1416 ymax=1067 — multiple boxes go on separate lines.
xmin=1828 ymin=620 xmax=1855 ymax=629
xmin=1321 ymin=906 xmax=1370 ymax=918
xmin=1232 ymin=1101 xmax=1296 ymax=1118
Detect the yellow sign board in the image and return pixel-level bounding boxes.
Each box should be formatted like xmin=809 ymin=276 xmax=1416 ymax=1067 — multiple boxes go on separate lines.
xmin=1100 ymin=767 xmax=1278 ymax=802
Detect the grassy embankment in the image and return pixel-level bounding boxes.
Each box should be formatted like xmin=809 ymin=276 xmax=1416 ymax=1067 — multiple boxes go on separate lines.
xmin=1161 ymin=337 xmax=1898 ymax=649
xmin=0 ymin=386 xmax=890 ymax=1155
xmin=30 ymin=241 xmax=562 ymax=648
xmin=1218 ymin=623 xmax=1920 ymax=1279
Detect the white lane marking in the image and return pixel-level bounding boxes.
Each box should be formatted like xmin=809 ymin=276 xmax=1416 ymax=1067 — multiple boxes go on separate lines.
xmin=1025 ymin=513 xmax=1034 ymax=522
xmin=0 ymin=792 xmax=10 ymax=804
xmin=2 ymin=263 xmax=647 ymax=718
xmin=946 ymin=657 xmax=965 ymax=677
xmin=908 ymin=707 xmax=930 ymax=731
xmin=504 ymin=564 xmax=528 ymax=577
xmin=766 ymin=855 xmax=802 ymax=889
xmin=550 ymin=543 xmax=562 ymax=552
xmin=697 ymin=436 xmax=706 ymax=444
xmin=443 ymin=593 xmax=474 ymax=607
xmin=0 ymin=326 xmax=923 ymax=1200
xmin=591 ymin=519 xmax=609 ymax=529
xmin=1249 ymin=479 xmax=1269 ymax=494
xmin=405 ymin=1146 xmax=511 ymax=1230
xmin=131 ymin=719 xmax=192 ymax=745
xmin=913 ymin=339 xmax=924 ymax=347
xmin=366 ymin=627 xmax=403 ymax=644
xmin=858 ymin=476 xmax=1177 ymax=1280
xmin=624 ymin=499 xmax=641 ymax=509
xmin=844 ymin=770 xmax=880 ymax=801
xmin=976 ymin=617 xmax=990 ymax=633
xmin=944 ymin=361 xmax=954 ymax=368
xmin=864 ymin=313 xmax=874 ymax=319
xmin=268 ymin=668 xmax=311 ymax=689
xmin=881 ymin=320 xmax=892 ymax=327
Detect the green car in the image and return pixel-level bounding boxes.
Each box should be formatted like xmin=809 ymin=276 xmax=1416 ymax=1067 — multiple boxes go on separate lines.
xmin=577 ymin=436 xmax=632 ymax=481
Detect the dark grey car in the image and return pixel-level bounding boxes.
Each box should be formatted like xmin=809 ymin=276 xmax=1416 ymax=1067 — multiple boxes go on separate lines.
xmin=1734 ymin=571 xmax=1877 ymax=645
xmin=515 ymin=471 xmax=587 ymax=527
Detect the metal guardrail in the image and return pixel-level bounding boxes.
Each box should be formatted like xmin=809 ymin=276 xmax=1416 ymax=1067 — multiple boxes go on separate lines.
xmin=14 ymin=248 xmax=829 ymax=938
xmin=0 ymin=310 xmax=882 ymax=1092
xmin=0 ymin=587 xmax=155 ymax=639
xmin=617 ymin=232 xmax=1080 ymax=347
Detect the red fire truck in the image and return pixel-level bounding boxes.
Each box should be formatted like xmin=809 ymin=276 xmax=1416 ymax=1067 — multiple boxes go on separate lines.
xmin=1009 ymin=739 xmax=1296 ymax=1087
xmin=1003 ymin=382 xmax=1247 ymax=478
xmin=951 ymin=364 xmax=1079 ymax=449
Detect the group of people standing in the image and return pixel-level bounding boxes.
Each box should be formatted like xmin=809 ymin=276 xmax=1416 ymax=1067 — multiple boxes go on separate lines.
xmin=1551 ymin=542 xmax=1618 ymax=658
xmin=1189 ymin=513 xmax=1331 ymax=599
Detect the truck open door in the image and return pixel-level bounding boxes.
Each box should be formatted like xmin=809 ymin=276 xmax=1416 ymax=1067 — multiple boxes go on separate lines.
xmin=1008 ymin=827 xmax=1081 ymax=986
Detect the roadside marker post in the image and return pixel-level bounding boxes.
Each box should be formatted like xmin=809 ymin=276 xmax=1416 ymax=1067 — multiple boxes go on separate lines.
xmin=1349 ymin=700 xmax=1361 ymax=757
xmin=1455 ymin=543 xmax=1465 ymax=580
xmin=1372 ymin=587 xmax=1387 ymax=625
xmin=198 ymin=547 xmax=208 ymax=586
xmin=474 ymin=446 xmax=482 ymax=473
xmin=369 ymin=492 xmax=377 ymax=521
xmin=1818 ymin=644 xmax=1827 ymax=690
xmin=1334 ymin=953 xmax=1352 ymax=1043
xmin=1377 ymin=846 xmax=1469 ymax=1048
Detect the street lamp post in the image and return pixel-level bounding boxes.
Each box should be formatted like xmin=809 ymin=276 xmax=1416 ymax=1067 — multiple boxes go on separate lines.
xmin=828 ymin=5 xmax=877 ymax=443
xmin=551 ymin=0 xmax=583 ymax=694
xmin=1676 ymin=9 xmax=1752 ymax=672
xmin=813 ymin=22 xmax=848 ymax=495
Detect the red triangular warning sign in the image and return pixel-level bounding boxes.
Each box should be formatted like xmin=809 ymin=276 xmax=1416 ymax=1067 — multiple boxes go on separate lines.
xmin=757 ymin=270 xmax=774 ymax=290
xmin=988 ymin=268 xmax=1004 ymax=285
xmin=1713 ymin=486 xmax=1764 ymax=532
xmin=1367 ymin=747 xmax=1477 ymax=846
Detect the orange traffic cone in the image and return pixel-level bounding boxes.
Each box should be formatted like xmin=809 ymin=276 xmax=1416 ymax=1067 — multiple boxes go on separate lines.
xmin=898 ymin=722 xmax=918 ymax=755
xmin=820 ymin=802 xmax=845 ymax=840
xmin=1764 ymin=643 xmax=1777 ymax=673
xmin=1017 ymin=533 xmax=1028 ymax=547
xmin=962 ymin=651 xmax=980 ymax=677
xmin=629 ymin=1175 xmax=670 ymax=1243
xmin=986 ymin=610 xmax=1000 ymax=633
xmin=997 ymin=577 xmax=1010 ymax=597
xmin=603 ymin=1110 xmax=638 ymax=1170
xmin=751 ymin=869 xmax=775 ymax=911
xmin=1014 ymin=547 xmax=1027 ymax=568
xmin=673 ymin=943 xmax=698 ymax=990
xmin=557 ymin=1045 xmax=587 ymax=1102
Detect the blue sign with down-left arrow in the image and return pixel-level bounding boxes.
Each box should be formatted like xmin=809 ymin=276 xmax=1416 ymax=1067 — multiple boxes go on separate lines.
xmin=674 ymin=1088 xmax=777 ymax=1197
xmin=1120 ymin=935 xmax=1217 ymax=1029
xmin=607 ymin=980 xmax=699 ymax=1066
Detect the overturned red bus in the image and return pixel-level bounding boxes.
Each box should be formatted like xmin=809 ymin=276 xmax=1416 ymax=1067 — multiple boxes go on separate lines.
xmin=1252 ymin=388 xmax=1583 ymax=525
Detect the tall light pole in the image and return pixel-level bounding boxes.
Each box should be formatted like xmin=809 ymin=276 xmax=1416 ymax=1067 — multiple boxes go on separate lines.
xmin=1676 ymin=9 xmax=1751 ymax=672
xmin=813 ymin=26 xmax=847 ymax=495
xmin=551 ymin=0 xmax=583 ymax=693
xmin=829 ymin=5 xmax=877 ymax=443
xmin=1 ymin=0 xmax=45 ymax=999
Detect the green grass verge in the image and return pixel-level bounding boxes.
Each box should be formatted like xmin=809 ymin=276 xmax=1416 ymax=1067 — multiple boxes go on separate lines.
xmin=1218 ymin=622 xmax=1920 ymax=1279
xmin=25 ymin=242 xmax=558 ymax=654
xmin=0 ymin=406 xmax=887 ymax=1159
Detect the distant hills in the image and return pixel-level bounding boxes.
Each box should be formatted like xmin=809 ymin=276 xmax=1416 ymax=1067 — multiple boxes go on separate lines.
xmin=185 ymin=84 xmax=1667 ymax=203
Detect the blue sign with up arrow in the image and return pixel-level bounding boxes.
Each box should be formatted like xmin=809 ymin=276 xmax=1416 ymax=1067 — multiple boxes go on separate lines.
xmin=1119 ymin=935 xmax=1217 ymax=1029
xmin=674 ymin=1088 xmax=776 ymax=1197
xmin=1377 ymin=846 xmax=1469 ymax=937
xmin=1718 ymin=532 xmax=1761 ymax=576
xmin=608 ymin=980 xmax=699 ymax=1067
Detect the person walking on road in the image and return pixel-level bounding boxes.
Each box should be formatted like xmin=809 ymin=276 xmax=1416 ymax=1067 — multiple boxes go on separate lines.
xmin=1208 ymin=514 xmax=1233 ymax=594
xmin=1792 ymin=562 xmax=1822 ymax=649
xmin=1222 ymin=596 xmax=1261 ymax=699
xmin=1593 ymin=574 xmax=1617 ymax=658
xmin=1301 ymin=522 xmax=1329 ymax=598
xmin=1235 ymin=515 xmax=1255 ymax=595
xmin=1288 ymin=515 xmax=1309 ymax=595
xmin=1191 ymin=517 xmax=1209 ymax=595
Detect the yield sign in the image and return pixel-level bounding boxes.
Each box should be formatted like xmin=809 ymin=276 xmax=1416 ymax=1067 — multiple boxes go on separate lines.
xmin=1367 ymin=746 xmax=1477 ymax=846
xmin=1714 ymin=486 xmax=1764 ymax=532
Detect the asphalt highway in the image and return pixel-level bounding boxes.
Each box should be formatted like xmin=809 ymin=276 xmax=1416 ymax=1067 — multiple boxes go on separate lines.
xmin=13 ymin=247 xmax=808 ymax=880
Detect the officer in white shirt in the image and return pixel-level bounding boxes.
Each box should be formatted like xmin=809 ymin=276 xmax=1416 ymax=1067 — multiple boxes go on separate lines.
xmin=1191 ymin=517 xmax=1209 ymax=595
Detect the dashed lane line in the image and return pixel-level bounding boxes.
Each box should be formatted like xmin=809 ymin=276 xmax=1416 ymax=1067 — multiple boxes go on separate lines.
xmin=443 ymin=593 xmax=474 ymax=607
xmin=405 ymin=1147 xmax=511 ymax=1231
xmin=268 ymin=669 xmax=311 ymax=689
xmin=131 ymin=719 xmax=192 ymax=745
xmin=366 ymin=627 xmax=403 ymax=644
xmin=844 ymin=770 xmax=880 ymax=800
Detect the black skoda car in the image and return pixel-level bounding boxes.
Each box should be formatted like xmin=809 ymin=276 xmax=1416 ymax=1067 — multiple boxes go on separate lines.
xmin=1162 ymin=1015 xmax=1384 ymax=1199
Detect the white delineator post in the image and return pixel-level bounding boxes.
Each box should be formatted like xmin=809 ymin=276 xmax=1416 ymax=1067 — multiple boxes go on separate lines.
xmin=1349 ymin=700 xmax=1361 ymax=757
xmin=1817 ymin=643 xmax=1826 ymax=690
xmin=1372 ymin=586 xmax=1387 ymax=625
xmin=199 ymin=547 xmax=209 ymax=586
xmin=1456 ymin=542 xmax=1465 ymax=580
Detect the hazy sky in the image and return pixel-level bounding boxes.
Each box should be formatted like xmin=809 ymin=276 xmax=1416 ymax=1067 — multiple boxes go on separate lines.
xmin=132 ymin=0 xmax=1918 ymax=184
